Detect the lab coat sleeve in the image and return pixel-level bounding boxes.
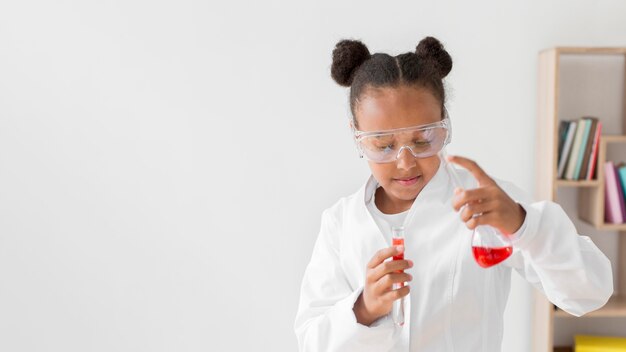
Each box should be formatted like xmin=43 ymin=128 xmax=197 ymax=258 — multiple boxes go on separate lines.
xmin=498 ymin=180 xmax=613 ymax=317
xmin=294 ymin=208 xmax=397 ymax=351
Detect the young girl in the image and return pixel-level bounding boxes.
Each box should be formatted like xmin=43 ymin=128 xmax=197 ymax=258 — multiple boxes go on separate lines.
xmin=294 ymin=37 xmax=613 ymax=351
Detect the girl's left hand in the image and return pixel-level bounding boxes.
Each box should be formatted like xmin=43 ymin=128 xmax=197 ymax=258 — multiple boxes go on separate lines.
xmin=447 ymin=155 xmax=526 ymax=235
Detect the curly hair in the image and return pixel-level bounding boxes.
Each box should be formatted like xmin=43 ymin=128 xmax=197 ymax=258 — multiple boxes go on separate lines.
xmin=331 ymin=36 xmax=452 ymax=127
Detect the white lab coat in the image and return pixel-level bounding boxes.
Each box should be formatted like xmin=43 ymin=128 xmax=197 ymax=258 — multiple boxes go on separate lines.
xmin=294 ymin=162 xmax=613 ymax=352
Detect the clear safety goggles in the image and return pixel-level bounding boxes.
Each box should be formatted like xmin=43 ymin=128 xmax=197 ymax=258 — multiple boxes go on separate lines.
xmin=353 ymin=116 xmax=451 ymax=163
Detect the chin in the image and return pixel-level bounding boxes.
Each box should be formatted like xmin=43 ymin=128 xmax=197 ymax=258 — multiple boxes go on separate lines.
xmin=392 ymin=185 xmax=424 ymax=201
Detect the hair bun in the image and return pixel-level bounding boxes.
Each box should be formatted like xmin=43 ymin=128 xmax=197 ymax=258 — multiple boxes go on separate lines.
xmin=415 ymin=36 xmax=452 ymax=78
xmin=331 ymin=39 xmax=371 ymax=87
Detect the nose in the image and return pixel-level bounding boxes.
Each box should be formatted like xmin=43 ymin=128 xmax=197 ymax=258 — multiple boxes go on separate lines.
xmin=396 ymin=146 xmax=417 ymax=171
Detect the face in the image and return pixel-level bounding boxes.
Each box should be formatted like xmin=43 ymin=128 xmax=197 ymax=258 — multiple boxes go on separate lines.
xmin=354 ymin=85 xmax=443 ymax=213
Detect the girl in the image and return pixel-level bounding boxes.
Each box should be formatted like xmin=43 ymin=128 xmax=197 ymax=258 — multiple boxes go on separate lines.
xmin=294 ymin=37 xmax=613 ymax=351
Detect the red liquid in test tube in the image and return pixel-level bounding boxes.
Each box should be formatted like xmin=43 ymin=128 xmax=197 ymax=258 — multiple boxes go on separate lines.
xmin=391 ymin=226 xmax=405 ymax=326
xmin=392 ymin=237 xmax=405 ymax=260
xmin=392 ymin=237 xmax=405 ymax=286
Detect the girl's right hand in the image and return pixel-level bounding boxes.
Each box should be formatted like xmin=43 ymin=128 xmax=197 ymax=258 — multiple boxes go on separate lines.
xmin=353 ymin=245 xmax=413 ymax=326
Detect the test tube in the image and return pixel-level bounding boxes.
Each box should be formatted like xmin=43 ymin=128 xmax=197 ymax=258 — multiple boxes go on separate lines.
xmin=391 ymin=226 xmax=405 ymax=326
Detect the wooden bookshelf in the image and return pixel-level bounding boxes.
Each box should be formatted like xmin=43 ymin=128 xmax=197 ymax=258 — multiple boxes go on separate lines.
xmin=535 ymin=47 xmax=626 ymax=352
xmin=555 ymin=180 xmax=600 ymax=187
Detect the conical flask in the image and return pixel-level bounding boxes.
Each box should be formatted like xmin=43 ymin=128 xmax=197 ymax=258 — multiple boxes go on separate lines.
xmin=439 ymin=151 xmax=512 ymax=268
xmin=470 ymin=224 xmax=512 ymax=268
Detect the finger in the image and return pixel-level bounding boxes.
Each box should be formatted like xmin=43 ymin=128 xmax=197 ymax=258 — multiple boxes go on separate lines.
xmin=446 ymin=155 xmax=495 ymax=187
xmin=465 ymin=212 xmax=496 ymax=230
xmin=371 ymin=259 xmax=413 ymax=282
xmin=452 ymin=188 xmax=491 ymax=211
xmin=385 ymin=272 xmax=413 ymax=287
xmin=367 ymin=246 xmax=404 ymax=269
xmin=382 ymin=285 xmax=410 ymax=301
xmin=376 ymin=272 xmax=413 ymax=293
xmin=460 ymin=200 xmax=495 ymax=222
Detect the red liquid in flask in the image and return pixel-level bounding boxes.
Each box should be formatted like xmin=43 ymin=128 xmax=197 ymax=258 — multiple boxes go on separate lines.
xmin=472 ymin=246 xmax=512 ymax=268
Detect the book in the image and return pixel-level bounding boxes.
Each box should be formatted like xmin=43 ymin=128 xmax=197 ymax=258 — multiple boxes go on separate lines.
xmin=557 ymin=120 xmax=570 ymax=160
xmin=575 ymin=335 xmax=626 ymax=351
xmin=586 ymin=121 xmax=602 ymax=180
xmin=566 ymin=119 xmax=588 ymax=180
xmin=619 ymin=164 xmax=626 ymax=202
xmin=604 ymin=161 xmax=625 ymax=224
xmin=615 ymin=164 xmax=626 ymax=222
xmin=573 ymin=118 xmax=593 ymax=179
xmin=558 ymin=121 xmax=577 ymax=179
xmin=578 ymin=117 xmax=598 ymax=180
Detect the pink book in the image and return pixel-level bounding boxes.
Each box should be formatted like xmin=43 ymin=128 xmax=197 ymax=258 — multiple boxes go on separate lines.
xmin=586 ymin=122 xmax=602 ymax=180
xmin=605 ymin=161 xmax=625 ymax=223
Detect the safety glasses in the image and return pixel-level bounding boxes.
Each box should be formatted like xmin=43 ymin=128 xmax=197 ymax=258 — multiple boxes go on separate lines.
xmin=353 ymin=116 xmax=451 ymax=163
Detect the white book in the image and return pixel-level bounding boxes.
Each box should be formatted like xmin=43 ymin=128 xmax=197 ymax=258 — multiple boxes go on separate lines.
xmin=557 ymin=121 xmax=577 ymax=179
xmin=565 ymin=119 xmax=587 ymax=180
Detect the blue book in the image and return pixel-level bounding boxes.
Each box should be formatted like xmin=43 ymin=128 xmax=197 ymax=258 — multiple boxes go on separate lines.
xmin=619 ymin=164 xmax=626 ymax=204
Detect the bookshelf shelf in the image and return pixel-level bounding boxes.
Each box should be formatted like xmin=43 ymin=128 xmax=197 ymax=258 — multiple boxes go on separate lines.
xmin=594 ymin=222 xmax=626 ymax=231
xmin=575 ymin=219 xmax=626 ymax=231
xmin=535 ymin=47 xmax=626 ymax=351
xmin=555 ymin=180 xmax=600 ymax=187
xmin=602 ymin=135 xmax=626 ymax=143
xmin=553 ymin=47 xmax=626 ymax=55
xmin=555 ymin=295 xmax=626 ymax=318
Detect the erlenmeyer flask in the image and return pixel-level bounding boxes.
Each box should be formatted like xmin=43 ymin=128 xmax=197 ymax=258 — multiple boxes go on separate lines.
xmin=439 ymin=151 xmax=513 ymax=268
xmin=470 ymin=224 xmax=512 ymax=268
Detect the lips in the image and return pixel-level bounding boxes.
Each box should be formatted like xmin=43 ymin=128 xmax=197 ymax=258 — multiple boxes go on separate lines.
xmin=394 ymin=175 xmax=421 ymax=186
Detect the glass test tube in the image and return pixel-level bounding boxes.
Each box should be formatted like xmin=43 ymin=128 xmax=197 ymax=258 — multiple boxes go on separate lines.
xmin=391 ymin=226 xmax=405 ymax=326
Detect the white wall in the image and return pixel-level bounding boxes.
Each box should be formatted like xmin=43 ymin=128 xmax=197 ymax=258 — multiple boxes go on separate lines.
xmin=1 ymin=1 xmax=626 ymax=351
